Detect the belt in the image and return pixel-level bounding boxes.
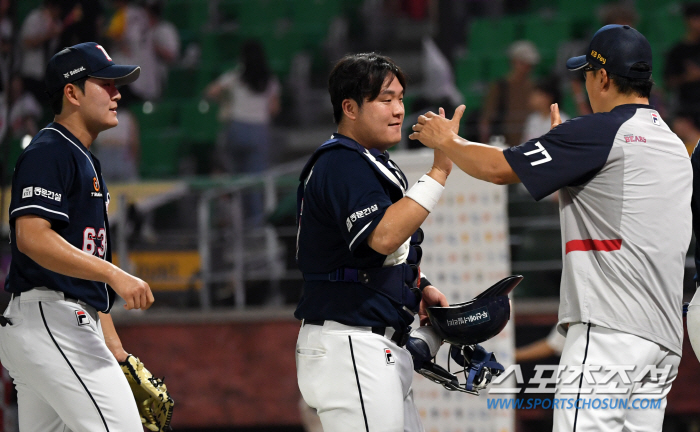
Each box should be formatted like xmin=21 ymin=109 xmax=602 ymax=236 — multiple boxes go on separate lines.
xmin=0 ymin=290 xmax=87 ymax=327
xmin=14 ymin=290 xmax=82 ymax=303
xmin=303 ymin=319 xmax=409 ymax=347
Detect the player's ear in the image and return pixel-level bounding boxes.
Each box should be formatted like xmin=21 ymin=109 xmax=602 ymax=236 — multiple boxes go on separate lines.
xmin=599 ymin=68 xmax=611 ymax=91
xmin=64 ymin=83 xmax=81 ymax=108
xmin=341 ymin=98 xmax=358 ymax=121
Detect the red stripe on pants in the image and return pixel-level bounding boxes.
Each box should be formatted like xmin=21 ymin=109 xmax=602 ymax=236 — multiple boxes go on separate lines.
xmin=565 ymin=239 xmax=622 ymax=254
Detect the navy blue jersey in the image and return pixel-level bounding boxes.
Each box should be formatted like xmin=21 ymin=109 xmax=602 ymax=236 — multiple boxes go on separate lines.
xmin=692 ymin=140 xmax=700 ymax=280
xmin=502 ymin=106 xmax=642 ymax=200
xmin=4 ymin=122 xmax=115 ymax=312
xmin=294 ymin=134 xmax=413 ymax=328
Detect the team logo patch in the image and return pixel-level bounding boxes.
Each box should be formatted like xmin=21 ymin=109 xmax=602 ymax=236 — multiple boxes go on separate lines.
xmin=385 ymin=348 xmax=395 ymax=365
xmin=75 ymin=310 xmax=90 ymax=326
xmin=651 ymin=112 xmax=660 ymax=126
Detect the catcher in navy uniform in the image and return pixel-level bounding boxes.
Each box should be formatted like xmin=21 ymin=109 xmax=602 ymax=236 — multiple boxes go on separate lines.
xmin=294 ymin=53 xmax=460 ymax=432
xmin=0 ymin=43 xmax=172 ymax=432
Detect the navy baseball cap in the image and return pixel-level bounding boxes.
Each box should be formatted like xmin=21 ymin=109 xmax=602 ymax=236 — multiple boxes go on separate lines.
xmin=566 ymin=25 xmax=652 ymax=79
xmin=45 ymin=42 xmax=140 ymax=97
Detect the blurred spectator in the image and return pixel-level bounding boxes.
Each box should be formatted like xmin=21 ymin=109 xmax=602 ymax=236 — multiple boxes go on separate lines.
xmin=671 ymin=114 xmax=700 ymax=156
xmin=665 ymin=3 xmax=700 ymax=123
xmin=92 ymin=107 xmax=140 ymax=182
xmin=569 ymin=75 xmax=592 ymax=116
xmin=204 ymin=40 xmax=281 ymax=175
xmin=479 ymin=40 xmax=540 ymax=146
xmin=19 ymin=0 xmax=64 ymax=102
xmin=8 ymin=75 xmax=41 ymax=139
xmin=522 ymin=77 xmax=570 ymax=142
xmin=127 ymin=0 xmax=180 ymax=104
xmin=105 ymin=0 xmax=149 ymax=105
xmin=58 ymin=0 xmax=105 ymax=48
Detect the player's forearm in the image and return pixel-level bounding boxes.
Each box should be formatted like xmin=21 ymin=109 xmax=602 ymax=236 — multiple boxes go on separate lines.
xmin=439 ymin=137 xmax=520 ymax=185
xmin=99 ymin=312 xmax=129 ymax=362
xmin=367 ymin=198 xmax=429 ymax=255
xmin=16 ymin=216 xmax=123 ymax=287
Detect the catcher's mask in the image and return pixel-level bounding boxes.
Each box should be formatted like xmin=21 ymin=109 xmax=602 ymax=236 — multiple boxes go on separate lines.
xmin=427 ymin=275 xmax=523 ymax=345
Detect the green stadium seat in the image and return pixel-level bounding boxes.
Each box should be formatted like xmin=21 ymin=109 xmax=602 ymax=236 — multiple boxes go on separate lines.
xmin=523 ymin=15 xmax=572 ymax=57
xmin=133 ymin=101 xmax=179 ymax=129
xmin=139 ymin=128 xmax=183 ymax=178
xmin=163 ymin=68 xmax=199 ymax=99
xmin=164 ymin=0 xmax=209 ymax=32
xmin=486 ymin=55 xmax=511 ymax=81
xmin=291 ymin=0 xmax=341 ymax=45
xmin=179 ymin=99 xmax=220 ymax=144
xmin=643 ymin=12 xmax=684 ymax=51
xmin=455 ymin=54 xmax=487 ymax=87
xmin=3 ymin=138 xmax=24 ymax=181
xmin=650 ymin=43 xmax=666 ymax=89
xmin=557 ymin=0 xmax=606 ymax=19
xmin=16 ymin=0 xmax=42 ymax=27
xmin=468 ymin=16 xmax=521 ymax=56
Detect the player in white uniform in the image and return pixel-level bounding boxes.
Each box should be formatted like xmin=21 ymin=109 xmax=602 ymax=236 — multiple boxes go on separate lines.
xmin=0 ymin=43 xmax=154 ymax=431
xmin=411 ymin=25 xmax=691 ymax=432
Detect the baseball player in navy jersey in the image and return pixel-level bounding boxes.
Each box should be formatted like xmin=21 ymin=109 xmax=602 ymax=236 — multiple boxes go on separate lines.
xmin=412 ymin=25 xmax=691 ymax=432
xmin=687 ymin=143 xmax=700 ymax=361
xmin=295 ymin=53 xmax=452 ymax=432
xmin=0 ymin=42 xmax=154 ymax=431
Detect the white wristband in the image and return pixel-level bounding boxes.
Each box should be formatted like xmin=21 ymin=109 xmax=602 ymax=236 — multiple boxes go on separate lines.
xmin=405 ymin=174 xmax=444 ymax=212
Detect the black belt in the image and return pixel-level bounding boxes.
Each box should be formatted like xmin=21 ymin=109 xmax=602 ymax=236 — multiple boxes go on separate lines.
xmin=303 ymin=319 xmax=409 ymax=347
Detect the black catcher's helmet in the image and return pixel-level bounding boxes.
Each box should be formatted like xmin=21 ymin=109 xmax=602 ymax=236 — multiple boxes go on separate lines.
xmin=427 ymin=275 xmax=523 ymax=345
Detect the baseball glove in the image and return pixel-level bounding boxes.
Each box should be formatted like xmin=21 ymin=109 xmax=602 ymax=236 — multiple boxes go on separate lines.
xmin=119 ymin=354 xmax=174 ymax=432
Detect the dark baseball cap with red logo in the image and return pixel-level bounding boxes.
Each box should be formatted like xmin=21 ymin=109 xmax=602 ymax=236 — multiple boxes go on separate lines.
xmin=566 ymin=24 xmax=652 ymax=79
xmin=45 ymin=42 xmax=140 ymax=97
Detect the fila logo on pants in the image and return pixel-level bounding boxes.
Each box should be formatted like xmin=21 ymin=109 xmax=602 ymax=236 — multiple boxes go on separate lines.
xmin=385 ymin=348 xmax=395 ymax=365
xmin=75 ymin=310 xmax=90 ymax=326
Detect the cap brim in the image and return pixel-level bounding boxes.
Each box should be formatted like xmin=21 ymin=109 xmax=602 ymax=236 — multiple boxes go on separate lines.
xmin=566 ymin=55 xmax=588 ymax=71
xmin=89 ymin=65 xmax=140 ymax=86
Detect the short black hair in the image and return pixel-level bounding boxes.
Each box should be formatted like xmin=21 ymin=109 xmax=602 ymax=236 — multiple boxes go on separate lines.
xmin=607 ymin=62 xmax=654 ymax=99
xmin=328 ymin=53 xmax=406 ymax=124
xmin=50 ymin=77 xmax=88 ymax=115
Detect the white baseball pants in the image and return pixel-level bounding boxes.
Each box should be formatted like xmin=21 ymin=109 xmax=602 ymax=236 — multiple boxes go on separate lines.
xmin=553 ymin=323 xmax=679 ymax=432
xmin=0 ymin=288 xmax=142 ymax=432
xmin=296 ymin=320 xmax=423 ymax=432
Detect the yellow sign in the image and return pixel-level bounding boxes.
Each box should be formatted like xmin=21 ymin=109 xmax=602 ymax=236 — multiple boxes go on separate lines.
xmin=113 ymin=251 xmax=201 ymax=291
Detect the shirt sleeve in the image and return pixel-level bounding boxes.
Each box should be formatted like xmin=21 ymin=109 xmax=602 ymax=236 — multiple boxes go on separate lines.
xmin=318 ymin=150 xmax=394 ymax=252
xmin=9 ymin=144 xmax=73 ymax=226
xmin=503 ymin=114 xmax=615 ymax=201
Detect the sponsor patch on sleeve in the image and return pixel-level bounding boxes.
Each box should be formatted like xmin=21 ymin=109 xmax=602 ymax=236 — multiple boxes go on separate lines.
xmin=346 ymin=204 xmax=379 ymax=231
xmin=22 ymin=186 xmax=62 ymax=204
